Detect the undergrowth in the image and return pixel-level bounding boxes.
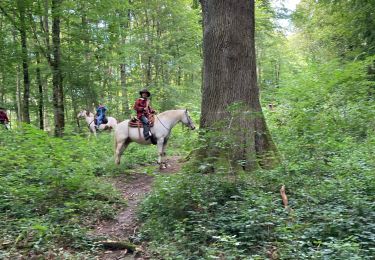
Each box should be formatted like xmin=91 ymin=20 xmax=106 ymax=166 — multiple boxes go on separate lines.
xmin=137 ymin=58 xmax=375 ymax=259
xmin=0 ymin=125 xmax=154 ymax=258
xmin=0 ymin=119 xmax=194 ymax=258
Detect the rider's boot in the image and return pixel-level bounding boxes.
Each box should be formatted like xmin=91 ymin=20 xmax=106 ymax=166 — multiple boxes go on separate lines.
xmin=143 ymin=124 xmax=151 ymax=140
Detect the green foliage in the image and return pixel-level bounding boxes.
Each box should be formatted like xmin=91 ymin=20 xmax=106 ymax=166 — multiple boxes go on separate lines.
xmin=139 ymin=157 xmax=374 ymax=259
xmin=1 ymin=1 xmax=373 ymax=259
xmin=293 ymin=0 xmax=375 ymax=60
xmin=267 ymin=56 xmax=375 ymax=170
xmin=0 ymin=125 xmax=124 ymax=257
xmin=136 ymin=14 xmax=375 ymax=260
xmin=0 ymin=120 xmax=193 ymax=257
xmin=0 ymin=0 xmax=202 ymax=128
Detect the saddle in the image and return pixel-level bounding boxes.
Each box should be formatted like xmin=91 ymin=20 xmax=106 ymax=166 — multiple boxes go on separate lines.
xmin=129 ymin=114 xmax=155 ymax=128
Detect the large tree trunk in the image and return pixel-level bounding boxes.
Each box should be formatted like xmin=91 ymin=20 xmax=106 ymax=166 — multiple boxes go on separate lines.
xmin=51 ymin=0 xmax=64 ymax=137
xmin=199 ymin=0 xmax=278 ymax=170
xmin=17 ymin=0 xmax=31 ymax=123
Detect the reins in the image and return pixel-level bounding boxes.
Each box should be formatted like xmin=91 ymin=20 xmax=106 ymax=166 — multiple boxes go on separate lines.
xmin=155 ymin=114 xmax=170 ymax=131
xmin=88 ymin=119 xmax=95 ymax=130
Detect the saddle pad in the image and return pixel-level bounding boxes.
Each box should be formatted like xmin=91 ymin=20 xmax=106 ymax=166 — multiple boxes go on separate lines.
xmin=128 ymin=114 xmax=155 ymax=128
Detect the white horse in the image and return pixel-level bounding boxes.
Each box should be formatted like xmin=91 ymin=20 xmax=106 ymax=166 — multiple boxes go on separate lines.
xmin=77 ymin=110 xmax=117 ymax=136
xmin=114 ymin=109 xmax=196 ymax=168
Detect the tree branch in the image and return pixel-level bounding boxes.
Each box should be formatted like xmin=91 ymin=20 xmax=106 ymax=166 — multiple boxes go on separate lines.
xmin=28 ymin=12 xmax=51 ymax=66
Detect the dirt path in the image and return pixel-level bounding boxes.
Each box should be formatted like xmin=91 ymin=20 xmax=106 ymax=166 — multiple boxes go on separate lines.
xmin=93 ymin=156 xmax=183 ymax=260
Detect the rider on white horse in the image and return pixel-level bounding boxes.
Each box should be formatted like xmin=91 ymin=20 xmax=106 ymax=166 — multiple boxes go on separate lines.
xmin=133 ymin=89 xmax=155 ymax=140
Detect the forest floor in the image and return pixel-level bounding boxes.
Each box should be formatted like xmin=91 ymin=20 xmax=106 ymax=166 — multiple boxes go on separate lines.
xmin=92 ymin=156 xmax=183 ymax=260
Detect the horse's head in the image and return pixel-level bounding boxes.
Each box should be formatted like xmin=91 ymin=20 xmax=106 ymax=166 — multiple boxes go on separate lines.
xmin=77 ymin=110 xmax=87 ymax=118
xmin=77 ymin=110 xmax=93 ymax=118
xmin=182 ymin=109 xmax=196 ymax=130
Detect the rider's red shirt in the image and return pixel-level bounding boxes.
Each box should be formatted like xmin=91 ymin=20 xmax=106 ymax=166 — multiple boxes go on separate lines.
xmin=133 ymin=98 xmax=154 ymax=119
xmin=0 ymin=111 xmax=9 ymax=122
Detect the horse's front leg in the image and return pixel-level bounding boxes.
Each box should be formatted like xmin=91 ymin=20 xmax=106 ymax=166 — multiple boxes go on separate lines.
xmin=157 ymin=138 xmax=166 ymax=169
xmin=115 ymin=139 xmax=129 ymax=165
xmin=89 ymin=125 xmax=97 ymax=138
xmin=162 ymin=140 xmax=170 ymax=168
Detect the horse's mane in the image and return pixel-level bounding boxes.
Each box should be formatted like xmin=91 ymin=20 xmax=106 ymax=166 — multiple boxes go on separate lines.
xmin=157 ymin=109 xmax=185 ymax=117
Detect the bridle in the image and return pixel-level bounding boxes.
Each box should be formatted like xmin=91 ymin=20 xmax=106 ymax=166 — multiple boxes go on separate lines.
xmin=184 ymin=110 xmax=195 ymax=129
xmin=77 ymin=110 xmax=95 ymax=130
xmin=156 ymin=110 xmax=195 ymax=131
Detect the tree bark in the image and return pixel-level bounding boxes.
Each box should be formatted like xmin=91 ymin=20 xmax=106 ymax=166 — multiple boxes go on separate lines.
xmin=36 ymin=52 xmax=44 ymax=130
xmin=199 ymin=0 xmax=278 ymax=170
xmin=16 ymin=0 xmax=31 ymax=123
xmin=51 ymin=0 xmax=64 ymax=137
xmin=43 ymin=0 xmax=52 ymax=65
xmin=11 ymin=28 xmax=23 ymax=122
xmin=16 ymin=65 xmax=22 ymax=122
xmin=0 ymin=18 xmax=4 ymax=105
xmin=120 ymin=5 xmax=131 ymax=117
xmin=120 ymin=63 xmax=130 ymax=116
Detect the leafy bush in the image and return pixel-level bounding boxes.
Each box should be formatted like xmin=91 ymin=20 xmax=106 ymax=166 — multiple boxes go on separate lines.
xmin=0 ymin=125 xmax=123 ymax=257
xmin=137 ymin=57 xmax=375 ymax=259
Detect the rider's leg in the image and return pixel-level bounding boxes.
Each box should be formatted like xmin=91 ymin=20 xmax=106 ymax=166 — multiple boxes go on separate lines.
xmin=140 ymin=115 xmax=151 ymax=140
xmin=96 ymin=115 xmax=103 ymax=128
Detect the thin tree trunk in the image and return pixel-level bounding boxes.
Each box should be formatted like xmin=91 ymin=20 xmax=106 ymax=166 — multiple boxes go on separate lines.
xmin=120 ymin=63 xmax=130 ymax=116
xmin=11 ymin=28 xmax=23 ymax=122
xmin=176 ymin=45 xmax=182 ymax=86
xmin=43 ymin=83 xmax=50 ymax=131
xmin=120 ymin=5 xmax=131 ymax=117
xmin=0 ymin=73 xmax=3 ymax=105
xmin=17 ymin=0 xmax=31 ymax=123
xmin=43 ymin=0 xmax=52 ymax=64
xmin=16 ymin=66 xmax=22 ymax=122
xmin=0 ymin=69 xmax=3 ymax=106
xmin=0 ymin=19 xmax=3 ymax=105
xmin=144 ymin=8 xmax=152 ymax=86
xmin=275 ymin=62 xmax=280 ymax=87
xmin=199 ymin=0 xmax=278 ymax=170
xmin=51 ymin=0 xmax=64 ymax=137
xmin=36 ymin=52 xmax=44 ymax=130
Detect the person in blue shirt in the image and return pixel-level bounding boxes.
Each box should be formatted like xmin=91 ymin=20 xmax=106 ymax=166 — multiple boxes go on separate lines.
xmin=96 ymin=104 xmax=107 ymax=129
